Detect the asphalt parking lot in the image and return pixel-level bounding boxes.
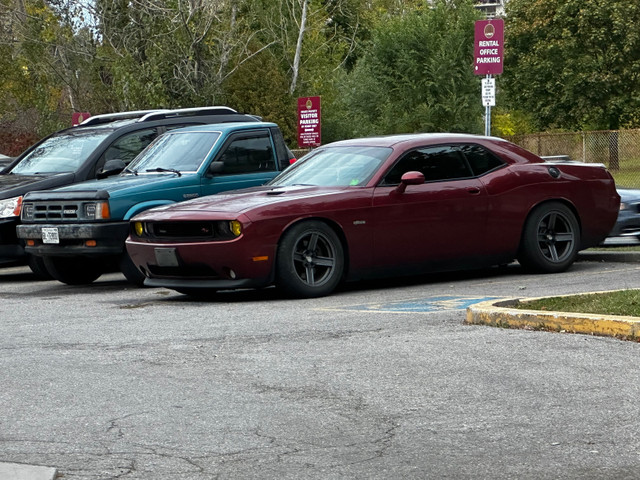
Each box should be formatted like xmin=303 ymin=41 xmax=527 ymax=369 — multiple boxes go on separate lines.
xmin=1 ymin=255 xmax=640 ymax=479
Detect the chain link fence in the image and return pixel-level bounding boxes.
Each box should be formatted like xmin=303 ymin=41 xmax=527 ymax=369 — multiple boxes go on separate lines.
xmin=510 ymin=129 xmax=640 ymax=188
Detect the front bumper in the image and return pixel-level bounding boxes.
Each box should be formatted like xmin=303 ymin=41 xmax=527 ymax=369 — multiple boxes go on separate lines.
xmin=17 ymin=222 xmax=129 ymax=257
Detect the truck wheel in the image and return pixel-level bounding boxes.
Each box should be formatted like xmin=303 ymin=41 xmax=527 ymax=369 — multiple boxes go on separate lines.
xmin=43 ymin=257 xmax=104 ymax=285
xmin=27 ymin=254 xmax=52 ymax=280
xmin=119 ymin=253 xmax=146 ymax=286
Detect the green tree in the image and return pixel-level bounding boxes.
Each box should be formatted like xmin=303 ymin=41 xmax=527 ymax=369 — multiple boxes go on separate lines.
xmin=324 ymin=0 xmax=483 ymax=141
xmin=503 ymin=0 xmax=640 ymax=131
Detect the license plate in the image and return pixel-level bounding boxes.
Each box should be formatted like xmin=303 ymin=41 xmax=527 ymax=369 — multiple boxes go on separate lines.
xmin=154 ymin=248 xmax=179 ymax=267
xmin=42 ymin=227 xmax=60 ymax=244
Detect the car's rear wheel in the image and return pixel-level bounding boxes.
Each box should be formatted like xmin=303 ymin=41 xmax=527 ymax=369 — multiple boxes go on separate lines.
xmin=27 ymin=254 xmax=52 ymax=280
xmin=518 ymin=202 xmax=580 ymax=273
xmin=43 ymin=256 xmax=104 ymax=285
xmin=276 ymin=220 xmax=344 ymax=298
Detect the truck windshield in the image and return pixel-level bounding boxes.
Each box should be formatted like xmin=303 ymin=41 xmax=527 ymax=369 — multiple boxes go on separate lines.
xmin=10 ymin=130 xmax=112 ymax=175
xmin=268 ymin=146 xmax=392 ymax=187
xmin=127 ymin=131 xmax=221 ymax=174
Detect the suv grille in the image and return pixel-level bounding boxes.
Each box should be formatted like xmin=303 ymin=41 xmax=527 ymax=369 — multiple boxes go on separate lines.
xmin=32 ymin=202 xmax=81 ymax=221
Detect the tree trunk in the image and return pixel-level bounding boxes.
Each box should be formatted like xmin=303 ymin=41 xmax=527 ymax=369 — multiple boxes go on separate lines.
xmin=289 ymin=0 xmax=308 ymax=95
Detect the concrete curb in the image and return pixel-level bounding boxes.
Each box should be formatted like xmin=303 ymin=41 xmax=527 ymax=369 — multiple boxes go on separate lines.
xmin=579 ymin=250 xmax=640 ymax=263
xmin=466 ymin=293 xmax=640 ymax=341
xmin=0 ymin=462 xmax=57 ymax=480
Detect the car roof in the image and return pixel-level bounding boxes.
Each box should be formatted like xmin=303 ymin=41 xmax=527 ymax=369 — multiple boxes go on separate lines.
xmin=163 ymin=122 xmax=278 ymax=135
xmin=326 ymin=133 xmax=509 ymax=148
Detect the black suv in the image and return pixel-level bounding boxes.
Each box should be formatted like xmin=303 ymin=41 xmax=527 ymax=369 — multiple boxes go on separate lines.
xmin=0 ymin=106 xmax=262 ymax=275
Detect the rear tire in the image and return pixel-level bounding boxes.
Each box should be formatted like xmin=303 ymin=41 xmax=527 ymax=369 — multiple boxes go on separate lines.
xmin=518 ymin=202 xmax=580 ymax=273
xmin=43 ymin=256 xmax=104 ymax=285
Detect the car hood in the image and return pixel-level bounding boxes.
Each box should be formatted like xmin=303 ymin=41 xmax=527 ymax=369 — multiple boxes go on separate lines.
xmin=51 ymin=172 xmax=187 ymax=197
xmin=0 ymin=172 xmax=75 ymax=199
xmin=134 ymin=185 xmax=354 ymax=220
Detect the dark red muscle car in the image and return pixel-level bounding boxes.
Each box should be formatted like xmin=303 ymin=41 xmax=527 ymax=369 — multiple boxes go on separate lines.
xmin=125 ymin=133 xmax=620 ymax=298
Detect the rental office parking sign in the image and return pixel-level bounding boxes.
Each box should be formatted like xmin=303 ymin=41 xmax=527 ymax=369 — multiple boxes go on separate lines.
xmin=474 ymin=19 xmax=503 ymax=135
xmin=297 ymin=96 xmax=321 ymax=148
xmin=474 ymin=19 xmax=504 ymax=76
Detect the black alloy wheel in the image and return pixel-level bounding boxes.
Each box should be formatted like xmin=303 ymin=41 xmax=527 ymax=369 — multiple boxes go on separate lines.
xmin=518 ymin=202 xmax=580 ymax=273
xmin=276 ymin=220 xmax=344 ymax=298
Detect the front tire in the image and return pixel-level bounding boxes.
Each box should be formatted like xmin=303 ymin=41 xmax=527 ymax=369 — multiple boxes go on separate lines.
xmin=43 ymin=256 xmax=104 ymax=285
xmin=518 ymin=202 xmax=580 ymax=273
xmin=27 ymin=254 xmax=52 ymax=280
xmin=276 ymin=221 xmax=344 ymax=298
xmin=119 ymin=253 xmax=146 ymax=286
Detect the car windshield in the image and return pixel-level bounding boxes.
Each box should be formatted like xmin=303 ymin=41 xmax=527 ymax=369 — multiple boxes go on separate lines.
xmin=10 ymin=130 xmax=112 ymax=175
xmin=126 ymin=131 xmax=221 ymax=174
xmin=269 ymin=146 xmax=392 ymax=187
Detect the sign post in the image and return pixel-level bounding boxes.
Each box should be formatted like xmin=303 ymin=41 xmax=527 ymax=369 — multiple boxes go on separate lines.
xmin=474 ymin=19 xmax=504 ymax=136
xmin=297 ymin=96 xmax=321 ymax=148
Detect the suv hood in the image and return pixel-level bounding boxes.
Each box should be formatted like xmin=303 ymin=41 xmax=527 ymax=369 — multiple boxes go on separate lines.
xmin=46 ymin=173 xmax=188 ymax=197
xmin=0 ymin=172 xmax=75 ymax=199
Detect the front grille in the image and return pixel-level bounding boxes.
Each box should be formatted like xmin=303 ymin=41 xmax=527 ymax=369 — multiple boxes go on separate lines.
xmin=145 ymin=221 xmax=235 ymax=241
xmin=151 ymin=222 xmax=215 ymax=238
xmin=33 ymin=203 xmax=80 ymax=221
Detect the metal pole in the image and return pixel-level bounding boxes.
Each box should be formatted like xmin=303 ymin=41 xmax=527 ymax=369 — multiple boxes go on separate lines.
xmin=484 ymin=74 xmax=491 ymax=136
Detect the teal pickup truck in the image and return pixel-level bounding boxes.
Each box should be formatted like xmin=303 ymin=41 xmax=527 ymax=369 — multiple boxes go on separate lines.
xmin=17 ymin=122 xmax=295 ymax=285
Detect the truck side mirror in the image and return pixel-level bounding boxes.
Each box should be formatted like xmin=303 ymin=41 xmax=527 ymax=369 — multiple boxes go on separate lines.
xmin=97 ymin=159 xmax=126 ymax=179
xmin=208 ymin=161 xmax=225 ymax=175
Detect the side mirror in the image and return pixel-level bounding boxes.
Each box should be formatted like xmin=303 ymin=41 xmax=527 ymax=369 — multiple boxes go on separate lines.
xmin=395 ymin=171 xmax=425 ymax=194
xmin=97 ymin=159 xmax=126 ymax=179
xmin=208 ymin=161 xmax=225 ymax=175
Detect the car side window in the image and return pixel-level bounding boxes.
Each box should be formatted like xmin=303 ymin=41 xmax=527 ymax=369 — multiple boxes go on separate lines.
xmin=381 ymin=145 xmax=473 ymax=185
xmin=217 ymin=133 xmax=276 ymax=175
xmin=103 ymin=128 xmax=157 ymax=165
xmin=460 ymin=144 xmax=505 ymax=176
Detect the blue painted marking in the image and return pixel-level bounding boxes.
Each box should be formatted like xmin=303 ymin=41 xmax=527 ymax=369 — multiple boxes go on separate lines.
xmin=343 ymin=296 xmax=499 ymax=313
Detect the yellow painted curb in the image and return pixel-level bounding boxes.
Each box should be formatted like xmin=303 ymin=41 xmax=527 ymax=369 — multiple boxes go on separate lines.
xmin=466 ymin=295 xmax=640 ymax=341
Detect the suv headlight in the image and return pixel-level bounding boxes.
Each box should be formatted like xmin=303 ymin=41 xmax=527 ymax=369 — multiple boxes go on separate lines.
xmin=85 ymin=201 xmax=111 ymax=220
xmin=0 ymin=196 xmax=22 ymax=218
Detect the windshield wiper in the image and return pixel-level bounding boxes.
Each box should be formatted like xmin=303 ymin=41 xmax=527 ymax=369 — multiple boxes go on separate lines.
xmin=146 ymin=167 xmax=181 ymax=177
xmin=123 ymin=167 xmax=138 ymax=175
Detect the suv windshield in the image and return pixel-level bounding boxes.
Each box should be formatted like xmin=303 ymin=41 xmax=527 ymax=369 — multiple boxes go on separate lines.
xmin=10 ymin=130 xmax=112 ymax=175
xmin=268 ymin=146 xmax=392 ymax=187
xmin=126 ymin=131 xmax=221 ymax=173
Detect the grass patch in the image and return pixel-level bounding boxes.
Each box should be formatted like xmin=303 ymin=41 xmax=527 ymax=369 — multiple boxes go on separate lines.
xmin=516 ymin=290 xmax=640 ymax=317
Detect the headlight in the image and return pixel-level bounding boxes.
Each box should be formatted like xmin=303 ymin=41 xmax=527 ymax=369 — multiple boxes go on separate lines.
xmin=229 ymin=220 xmax=242 ymax=236
xmin=0 ymin=196 xmax=22 ymax=218
xmin=133 ymin=221 xmax=144 ymax=237
xmin=85 ymin=201 xmax=110 ymax=220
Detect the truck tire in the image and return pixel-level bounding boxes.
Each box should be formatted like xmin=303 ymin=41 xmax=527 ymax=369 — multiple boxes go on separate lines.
xmin=27 ymin=254 xmax=52 ymax=280
xmin=119 ymin=253 xmax=146 ymax=286
xmin=43 ymin=256 xmax=104 ymax=285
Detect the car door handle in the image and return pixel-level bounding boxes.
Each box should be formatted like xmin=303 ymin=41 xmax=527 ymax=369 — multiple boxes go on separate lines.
xmin=467 ymin=187 xmax=481 ymax=194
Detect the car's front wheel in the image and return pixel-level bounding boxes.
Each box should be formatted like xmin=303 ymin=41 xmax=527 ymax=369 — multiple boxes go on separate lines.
xmin=518 ymin=202 xmax=580 ymax=273
xmin=276 ymin=220 xmax=344 ymax=298
xmin=43 ymin=256 xmax=105 ymax=285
